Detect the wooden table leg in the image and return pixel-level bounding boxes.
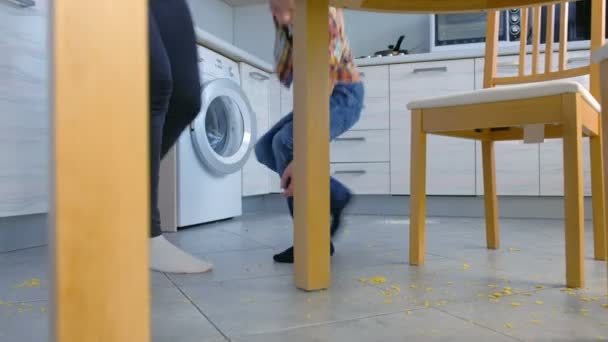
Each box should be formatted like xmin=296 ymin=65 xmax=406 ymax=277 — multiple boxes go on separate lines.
xmin=53 ymin=0 xmax=150 ymax=340
xmin=293 ymin=0 xmax=331 ymax=291
xmin=409 ymin=109 xmax=427 ymax=265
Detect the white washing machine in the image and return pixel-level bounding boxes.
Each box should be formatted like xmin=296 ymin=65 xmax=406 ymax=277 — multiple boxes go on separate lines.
xmin=159 ymin=46 xmax=256 ymax=232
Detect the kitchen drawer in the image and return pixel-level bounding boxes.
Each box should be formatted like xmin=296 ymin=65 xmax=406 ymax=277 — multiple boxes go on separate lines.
xmin=331 ymin=130 xmax=389 ymax=163
xmin=540 ymin=139 xmax=591 ymax=196
xmin=390 ymin=59 xmax=475 ymax=130
xmin=359 ymin=65 xmax=389 ymax=99
xmin=331 ymin=163 xmax=390 ymax=195
xmin=352 ymin=96 xmax=389 ymax=130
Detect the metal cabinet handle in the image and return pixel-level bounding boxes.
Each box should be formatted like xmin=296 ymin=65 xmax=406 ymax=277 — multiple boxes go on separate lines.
xmin=567 ymin=56 xmax=589 ymax=64
xmin=497 ymin=62 xmax=519 ymax=68
xmin=334 ymin=170 xmax=367 ymax=175
xmin=335 ymin=137 xmax=366 ymax=142
xmin=413 ymin=66 xmax=447 ymax=73
xmin=5 ymin=0 xmax=35 ymax=7
xmin=249 ymin=71 xmax=269 ymax=81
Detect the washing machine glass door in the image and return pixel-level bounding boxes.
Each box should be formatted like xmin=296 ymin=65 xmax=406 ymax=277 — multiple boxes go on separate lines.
xmin=191 ymin=78 xmax=256 ymax=175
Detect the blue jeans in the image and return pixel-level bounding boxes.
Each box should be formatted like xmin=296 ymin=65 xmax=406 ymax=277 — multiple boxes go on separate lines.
xmin=255 ymin=82 xmax=365 ymax=215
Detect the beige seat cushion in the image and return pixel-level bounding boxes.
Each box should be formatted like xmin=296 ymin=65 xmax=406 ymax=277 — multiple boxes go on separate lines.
xmin=407 ymin=80 xmax=600 ymax=112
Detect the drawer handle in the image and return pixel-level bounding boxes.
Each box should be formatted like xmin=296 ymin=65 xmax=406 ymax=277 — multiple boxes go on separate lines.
xmin=567 ymin=57 xmax=589 ymax=64
xmin=249 ymin=71 xmax=269 ymax=81
xmin=413 ymin=66 xmax=447 ymax=73
xmin=5 ymin=0 xmax=35 ymax=7
xmin=335 ymin=137 xmax=366 ymax=142
xmin=497 ymin=62 xmax=519 ymax=68
xmin=334 ymin=170 xmax=367 ymax=175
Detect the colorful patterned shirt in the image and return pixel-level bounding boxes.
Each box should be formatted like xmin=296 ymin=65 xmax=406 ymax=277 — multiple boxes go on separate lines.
xmin=273 ymin=7 xmax=360 ymax=89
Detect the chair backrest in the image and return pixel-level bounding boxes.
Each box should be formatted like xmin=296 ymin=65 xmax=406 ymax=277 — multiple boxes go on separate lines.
xmin=484 ymin=0 xmax=606 ymax=100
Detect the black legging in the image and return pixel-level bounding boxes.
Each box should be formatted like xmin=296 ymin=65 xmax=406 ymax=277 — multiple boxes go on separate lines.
xmin=149 ymin=0 xmax=201 ymax=237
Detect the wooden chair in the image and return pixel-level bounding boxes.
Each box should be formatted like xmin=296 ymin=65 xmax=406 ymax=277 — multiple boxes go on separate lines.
xmin=408 ymin=0 xmax=606 ymax=288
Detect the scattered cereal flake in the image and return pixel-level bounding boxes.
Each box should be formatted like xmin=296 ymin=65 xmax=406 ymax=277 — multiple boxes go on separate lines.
xmin=436 ymin=300 xmax=448 ymax=307
xmin=367 ymin=276 xmax=387 ymax=284
xmin=477 ymin=293 xmax=486 ymax=298
xmin=463 ymin=263 xmax=470 ymax=270
xmin=306 ymin=297 xmax=312 ymax=303
xmin=358 ymin=278 xmax=368 ymax=283
xmin=406 ymin=310 xmax=412 ymax=315
xmin=391 ymin=285 xmax=401 ymax=292
xmin=40 ymin=306 xmax=47 ymax=313
xmin=384 ymin=300 xmax=393 ymax=305
xmin=531 ymin=319 xmax=542 ymax=325
xmin=536 ymin=285 xmax=546 ymax=289
xmin=383 ymin=291 xmax=393 ymax=297
xmin=426 ymin=287 xmax=434 ymax=292
xmin=410 ymin=284 xmax=418 ymax=289
xmin=504 ymin=323 xmax=513 ymax=329
xmin=493 ymin=292 xmax=503 ymax=298
xmin=424 ymin=300 xmax=430 ymax=308
xmin=447 ymin=281 xmax=454 ymax=286
xmin=510 ymin=301 xmax=522 ymax=307
xmin=535 ymin=301 xmax=544 ymax=305
xmin=16 ymin=278 xmax=42 ymax=288
xmin=508 ymin=247 xmax=521 ymax=252
xmin=602 ymin=304 xmax=608 ymax=309
xmin=504 ymin=287 xmax=512 ymax=291
xmin=582 ymin=297 xmax=594 ymax=302
xmin=488 ymin=284 xmax=499 ymax=289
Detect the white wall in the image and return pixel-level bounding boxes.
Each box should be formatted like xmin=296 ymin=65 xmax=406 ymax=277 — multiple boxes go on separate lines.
xmin=232 ymin=5 xmax=430 ymax=64
xmin=234 ymin=4 xmax=275 ymax=64
xmin=187 ymin=0 xmax=235 ymax=43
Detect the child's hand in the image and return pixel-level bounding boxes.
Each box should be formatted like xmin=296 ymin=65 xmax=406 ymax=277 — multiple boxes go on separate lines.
xmin=281 ymin=162 xmax=294 ymax=197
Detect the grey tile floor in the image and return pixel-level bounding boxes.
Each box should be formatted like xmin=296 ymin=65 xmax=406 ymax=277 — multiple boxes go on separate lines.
xmin=1 ymin=214 xmax=608 ymax=341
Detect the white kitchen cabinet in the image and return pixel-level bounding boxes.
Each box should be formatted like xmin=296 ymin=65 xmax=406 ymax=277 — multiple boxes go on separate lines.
xmin=354 ymin=66 xmax=390 ymax=130
xmin=240 ymin=63 xmax=270 ymax=196
xmin=389 ymin=59 xmax=476 ymax=195
xmin=0 ymin=2 xmax=49 ymax=217
xmin=473 ymin=56 xmax=541 ymax=196
xmin=268 ymin=74 xmax=283 ymax=193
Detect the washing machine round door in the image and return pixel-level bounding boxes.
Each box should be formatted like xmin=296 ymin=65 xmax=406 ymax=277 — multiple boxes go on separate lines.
xmin=190 ymin=78 xmax=256 ymax=175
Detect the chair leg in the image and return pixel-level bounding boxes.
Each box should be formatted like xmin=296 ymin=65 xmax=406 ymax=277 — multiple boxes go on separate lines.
xmin=590 ymin=134 xmax=607 ymax=261
xmin=410 ymin=109 xmax=427 ymax=266
xmin=562 ymin=94 xmax=585 ymax=288
xmin=482 ymin=140 xmax=499 ymax=250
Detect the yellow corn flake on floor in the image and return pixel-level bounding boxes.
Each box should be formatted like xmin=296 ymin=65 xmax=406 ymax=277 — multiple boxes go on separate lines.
xmin=1 ymin=214 xmax=607 ymax=341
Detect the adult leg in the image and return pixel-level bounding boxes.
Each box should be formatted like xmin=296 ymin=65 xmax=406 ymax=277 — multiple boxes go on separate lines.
xmin=148 ymin=0 xmax=211 ymax=273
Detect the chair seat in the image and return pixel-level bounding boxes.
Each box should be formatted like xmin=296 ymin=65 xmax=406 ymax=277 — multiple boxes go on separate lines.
xmin=407 ymin=80 xmax=600 ymax=112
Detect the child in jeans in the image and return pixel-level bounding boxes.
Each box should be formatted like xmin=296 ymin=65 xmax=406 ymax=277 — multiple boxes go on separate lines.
xmin=255 ymin=0 xmax=365 ymax=263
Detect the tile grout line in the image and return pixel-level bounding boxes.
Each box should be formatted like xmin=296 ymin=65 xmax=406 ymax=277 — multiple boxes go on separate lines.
xmin=229 ymin=307 xmax=431 ymax=340
xmin=162 ymin=273 xmax=231 ymax=342
xmin=434 ymin=307 xmax=525 ymax=342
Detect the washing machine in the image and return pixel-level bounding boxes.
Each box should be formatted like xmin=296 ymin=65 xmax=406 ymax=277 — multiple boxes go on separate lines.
xmin=159 ymin=46 xmax=256 ymax=232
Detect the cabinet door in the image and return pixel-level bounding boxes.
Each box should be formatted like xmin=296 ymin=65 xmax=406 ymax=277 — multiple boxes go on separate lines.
xmin=474 ymin=56 xmax=541 ymax=196
xmin=0 ymin=3 xmax=49 ymax=216
xmin=268 ymin=74 xmax=282 ymax=193
xmin=355 ymin=66 xmax=389 ymax=130
xmin=240 ymin=64 xmax=270 ymax=196
xmin=389 ymin=59 xmax=476 ymax=195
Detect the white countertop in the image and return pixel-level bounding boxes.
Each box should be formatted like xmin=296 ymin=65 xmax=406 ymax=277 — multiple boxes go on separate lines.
xmin=194 ymin=27 xmax=274 ymax=74
xmin=356 ymin=41 xmax=592 ymax=67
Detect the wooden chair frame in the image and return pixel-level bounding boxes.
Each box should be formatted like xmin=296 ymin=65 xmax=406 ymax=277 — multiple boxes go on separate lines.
xmin=409 ymin=0 xmax=607 ymax=288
